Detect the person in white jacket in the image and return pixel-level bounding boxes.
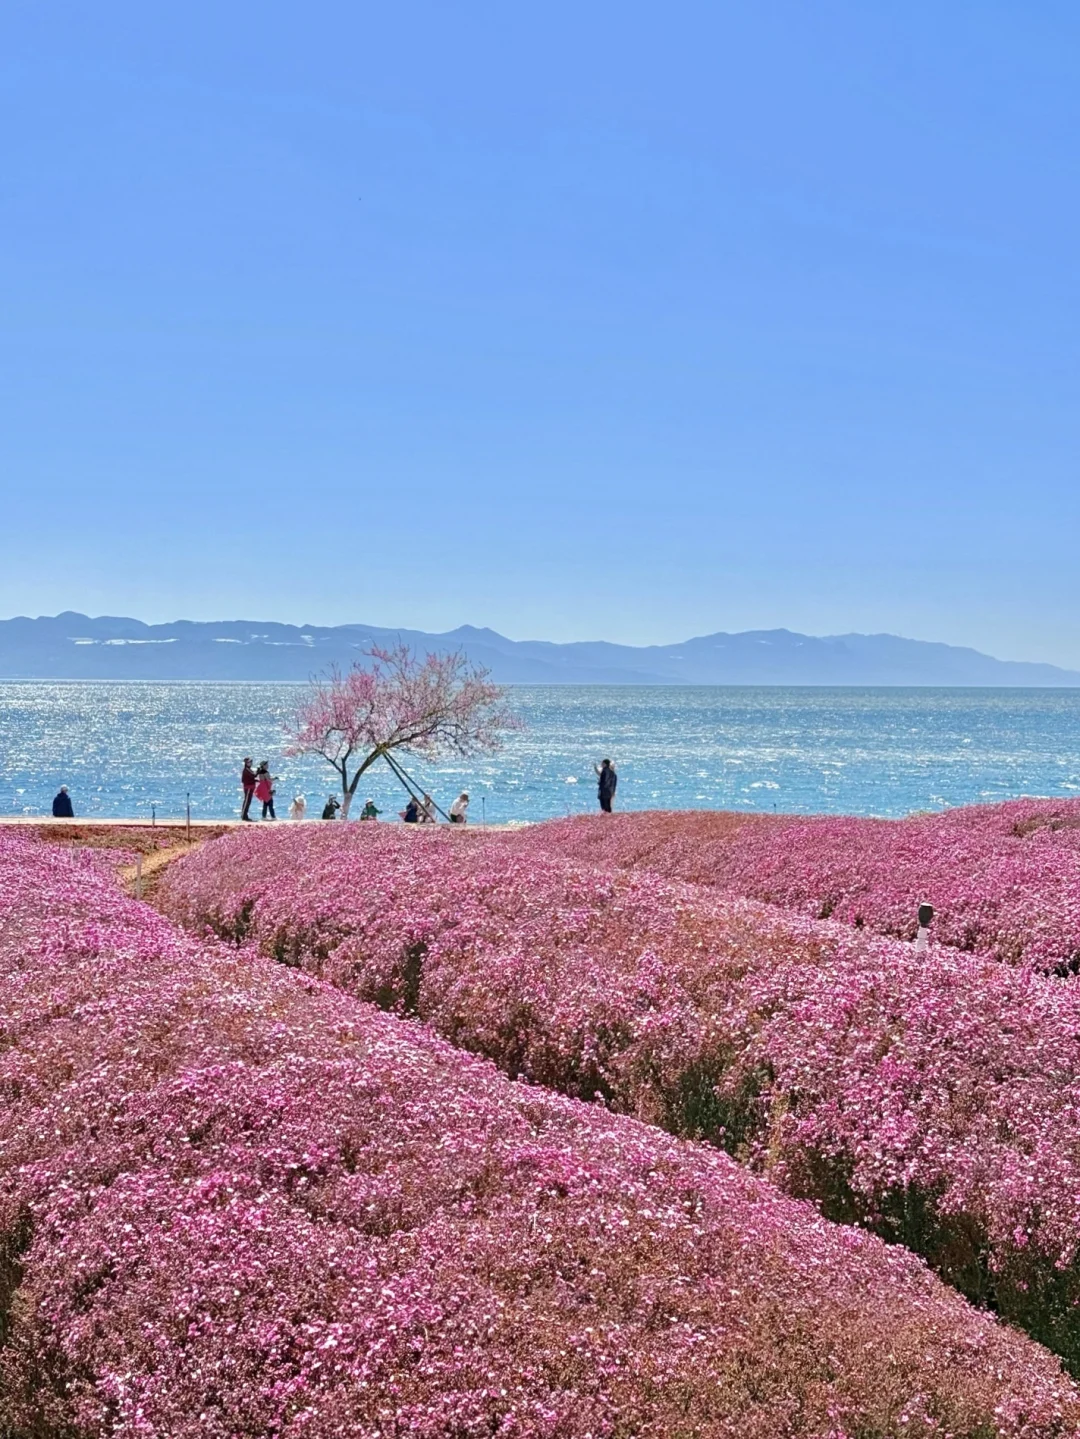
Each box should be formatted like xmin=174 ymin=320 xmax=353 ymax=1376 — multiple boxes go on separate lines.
xmin=288 ymin=794 xmax=307 ymax=823
xmin=449 ymin=792 xmax=469 ymax=824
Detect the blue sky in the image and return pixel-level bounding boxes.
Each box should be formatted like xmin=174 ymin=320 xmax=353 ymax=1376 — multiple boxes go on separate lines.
xmin=3 ymin=3 xmax=1080 ymax=662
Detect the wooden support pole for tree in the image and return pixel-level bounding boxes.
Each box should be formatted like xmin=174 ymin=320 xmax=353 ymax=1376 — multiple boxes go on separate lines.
xmin=382 ymin=750 xmax=453 ymax=822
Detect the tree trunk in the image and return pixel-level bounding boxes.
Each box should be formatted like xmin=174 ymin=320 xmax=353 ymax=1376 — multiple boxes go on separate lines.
xmin=334 ymin=762 xmax=352 ymax=821
xmin=340 ymin=748 xmax=382 ymax=821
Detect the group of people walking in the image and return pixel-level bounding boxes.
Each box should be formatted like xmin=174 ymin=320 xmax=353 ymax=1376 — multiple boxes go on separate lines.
xmin=44 ymin=758 xmax=618 ymax=827
xmin=239 ymin=758 xmax=474 ymax=825
xmin=237 ymin=759 xmax=618 ymax=825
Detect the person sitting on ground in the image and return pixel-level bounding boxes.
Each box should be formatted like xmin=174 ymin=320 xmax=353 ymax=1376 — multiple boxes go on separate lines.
xmin=419 ymin=793 xmax=437 ymax=824
xmin=359 ymin=798 xmax=381 ymax=821
xmin=51 ymin=785 xmax=74 ymax=819
xmin=288 ymin=794 xmax=306 ymax=822
xmin=321 ymin=795 xmax=341 ymax=820
xmin=449 ymin=791 xmax=469 ymax=824
xmin=595 ymin=758 xmax=617 ymax=814
xmin=402 ymin=796 xmax=420 ymax=824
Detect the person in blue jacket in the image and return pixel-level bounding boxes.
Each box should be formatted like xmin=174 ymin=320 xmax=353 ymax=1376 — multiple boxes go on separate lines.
xmin=52 ymin=785 xmax=74 ymax=818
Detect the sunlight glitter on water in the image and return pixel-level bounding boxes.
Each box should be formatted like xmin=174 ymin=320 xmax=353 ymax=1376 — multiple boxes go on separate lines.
xmin=3 ymin=682 xmax=1080 ymax=823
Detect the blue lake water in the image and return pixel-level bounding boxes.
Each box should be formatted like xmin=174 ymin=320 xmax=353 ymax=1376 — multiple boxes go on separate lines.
xmin=2 ymin=682 xmax=1080 ymax=823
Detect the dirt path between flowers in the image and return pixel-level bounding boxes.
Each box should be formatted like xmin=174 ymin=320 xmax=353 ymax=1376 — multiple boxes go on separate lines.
xmin=7 ymin=821 xmax=230 ymax=903
xmin=16 ymin=817 xmax=513 ymax=906
xmin=117 ymin=843 xmax=204 ymax=902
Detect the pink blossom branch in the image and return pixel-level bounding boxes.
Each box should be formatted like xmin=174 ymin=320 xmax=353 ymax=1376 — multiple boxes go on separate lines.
xmin=284 ymin=645 xmax=519 ymax=812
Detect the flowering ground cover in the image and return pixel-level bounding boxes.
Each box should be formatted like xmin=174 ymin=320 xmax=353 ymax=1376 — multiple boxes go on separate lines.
xmin=161 ymin=822 xmax=1080 ymax=1371
xmin=500 ymin=800 xmax=1080 ymax=971
xmin=8 ymin=835 xmax=1077 ymax=1434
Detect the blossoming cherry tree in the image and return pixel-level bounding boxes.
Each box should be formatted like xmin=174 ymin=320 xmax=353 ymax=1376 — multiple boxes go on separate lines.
xmin=285 ymin=643 xmax=515 ymax=818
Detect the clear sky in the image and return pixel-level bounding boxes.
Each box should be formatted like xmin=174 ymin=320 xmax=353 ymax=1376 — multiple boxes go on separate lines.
xmin=3 ymin=3 xmax=1080 ymax=662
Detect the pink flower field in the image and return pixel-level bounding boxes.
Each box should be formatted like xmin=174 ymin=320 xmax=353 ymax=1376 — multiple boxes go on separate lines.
xmin=160 ymin=822 xmax=1080 ymax=1372
xmin=6 ymin=833 xmax=1080 ymax=1435
xmin=500 ymin=800 xmax=1080 ymax=971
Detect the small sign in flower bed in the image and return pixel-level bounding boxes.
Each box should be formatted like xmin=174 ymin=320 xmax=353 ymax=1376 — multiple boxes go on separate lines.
xmin=501 ymin=800 xmax=1080 ymax=972
xmin=4 ymin=832 xmax=1080 ymax=1435
xmin=161 ymin=823 xmax=1080 ymax=1372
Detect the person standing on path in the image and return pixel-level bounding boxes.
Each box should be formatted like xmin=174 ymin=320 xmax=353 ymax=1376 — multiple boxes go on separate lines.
xmin=254 ymin=763 xmax=276 ymax=820
xmin=241 ymin=758 xmax=257 ymax=821
xmin=595 ymin=759 xmax=617 ymax=813
xmin=51 ymin=785 xmax=74 ymax=818
xmin=288 ymin=794 xmax=306 ymax=822
xmin=359 ymin=798 xmax=381 ymax=821
xmin=322 ymin=795 xmax=341 ymax=820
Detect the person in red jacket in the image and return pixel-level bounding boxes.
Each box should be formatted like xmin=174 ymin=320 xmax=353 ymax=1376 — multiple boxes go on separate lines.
xmin=254 ymin=763 xmax=276 ymax=820
xmin=240 ymin=758 xmax=257 ymax=821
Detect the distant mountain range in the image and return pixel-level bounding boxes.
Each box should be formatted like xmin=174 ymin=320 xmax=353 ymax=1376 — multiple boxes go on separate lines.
xmin=1 ymin=612 xmax=1078 ymax=686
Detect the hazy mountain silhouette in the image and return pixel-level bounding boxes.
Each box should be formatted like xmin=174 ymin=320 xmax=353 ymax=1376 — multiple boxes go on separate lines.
xmin=1 ymin=613 xmax=1078 ymax=685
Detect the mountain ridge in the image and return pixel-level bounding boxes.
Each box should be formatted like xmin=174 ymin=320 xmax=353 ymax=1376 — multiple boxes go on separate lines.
xmin=1 ymin=613 xmax=1078 ymax=686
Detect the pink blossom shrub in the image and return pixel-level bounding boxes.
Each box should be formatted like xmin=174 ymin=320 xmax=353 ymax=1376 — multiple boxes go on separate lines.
xmin=502 ymin=801 xmax=1080 ymax=971
xmin=8 ymin=835 xmax=1079 ymax=1434
xmin=162 ymin=822 xmax=1080 ymax=1369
